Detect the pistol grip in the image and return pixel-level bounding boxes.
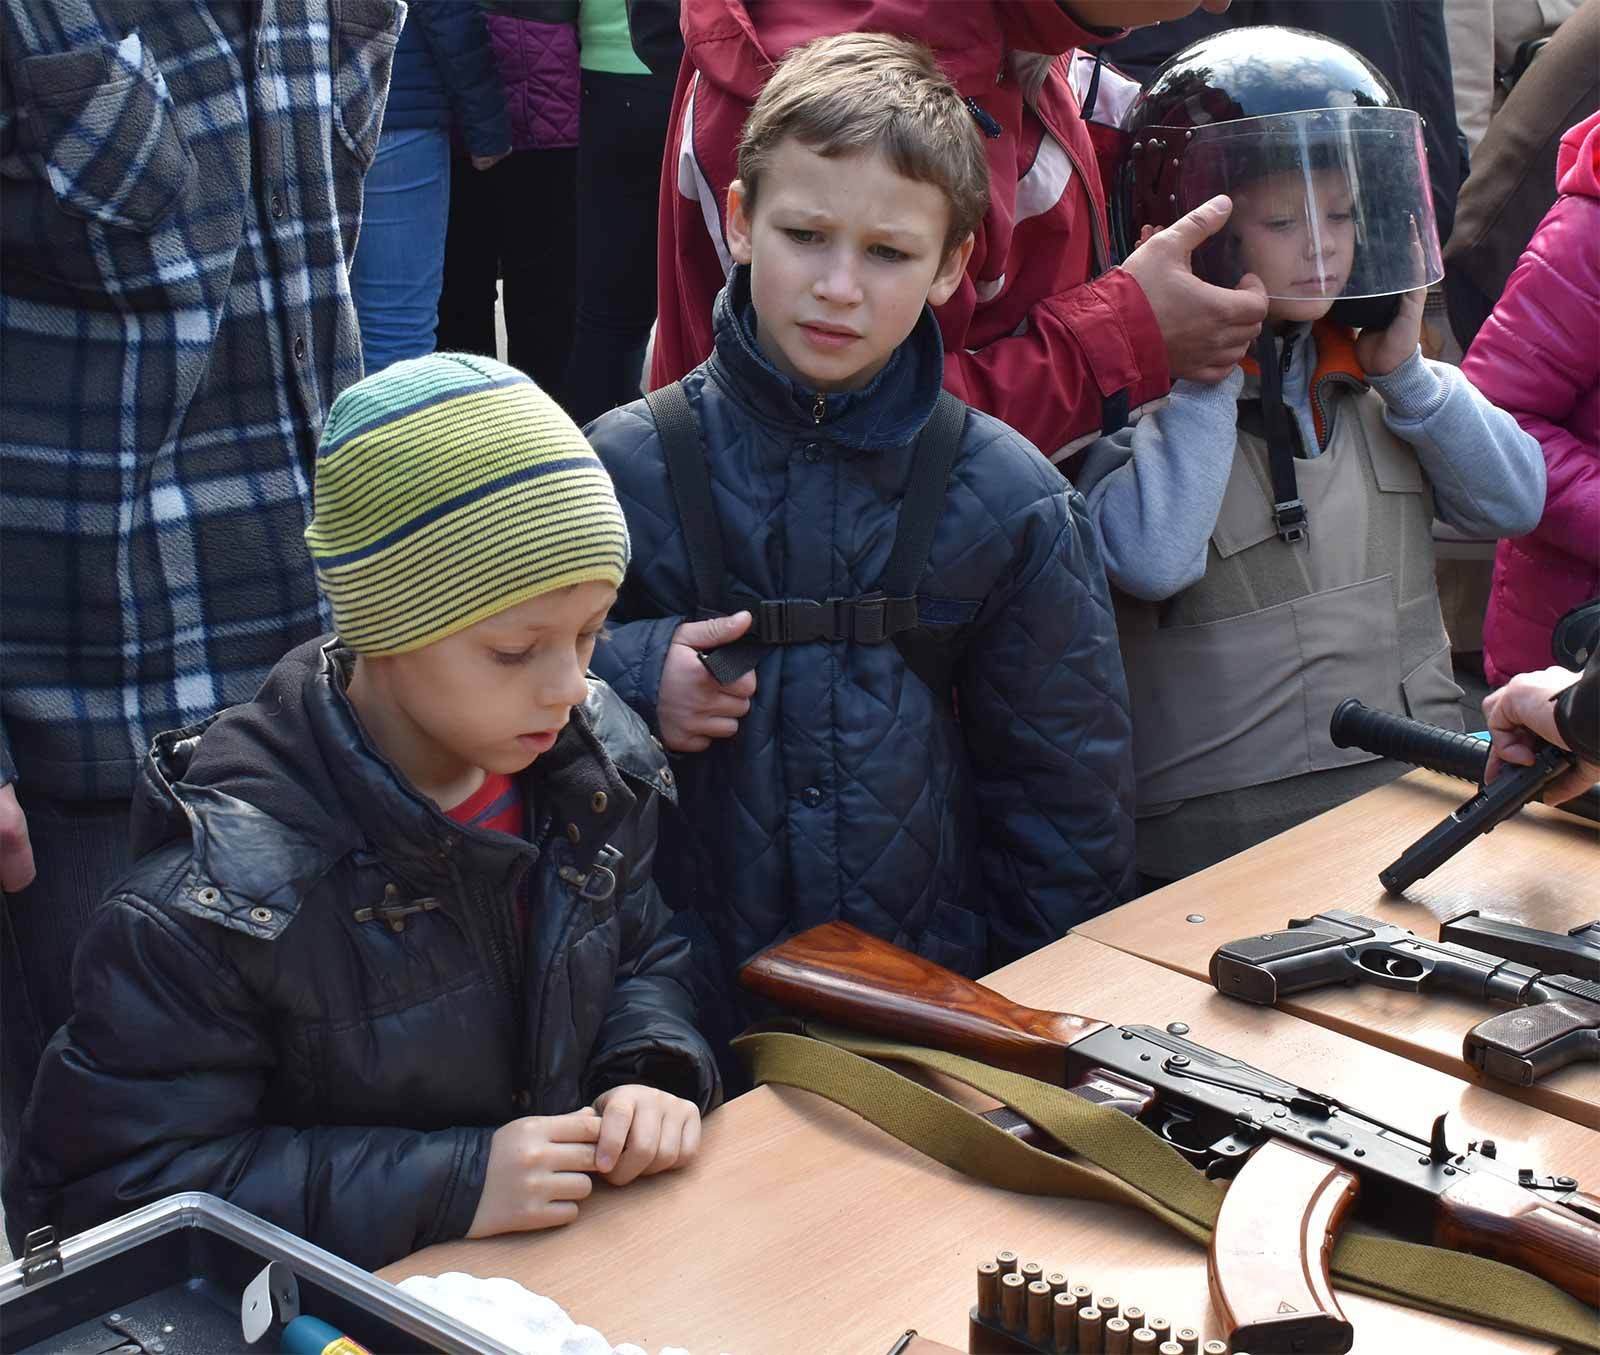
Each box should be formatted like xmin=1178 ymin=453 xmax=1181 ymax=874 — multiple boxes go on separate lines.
xmin=1208 ymin=1139 xmax=1359 ymax=1355
xmin=1464 ymin=999 xmax=1600 ymax=1085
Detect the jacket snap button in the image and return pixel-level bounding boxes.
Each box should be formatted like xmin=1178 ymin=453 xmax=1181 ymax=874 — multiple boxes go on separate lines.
xmin=802 ymin=442 xmax=823 ymax=464
xmin=801 ymin=786 xmax=824 ymax=808
xmin=590 ymin=791 xmax=608 ymax=813
xmin=566 ymin=822 xmax=581 ymax=843
xmin=660 ymin=768 xmax=674 ymax=786
xmin=196 ymin=887 xmax=220 ymax=906
xmin=249 ymin=906 xmax=273 ymax=924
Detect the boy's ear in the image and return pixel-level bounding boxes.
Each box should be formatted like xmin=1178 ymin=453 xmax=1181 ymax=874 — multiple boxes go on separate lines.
xmin=927 ymin=232 xmax=975 ymax=307
xmin=726 ymin=180 xmax=754 ymax=266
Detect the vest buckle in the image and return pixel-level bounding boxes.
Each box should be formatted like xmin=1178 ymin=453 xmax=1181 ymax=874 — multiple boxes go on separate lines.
xmin=1273 ymin=498 xmax=1309 ymax=544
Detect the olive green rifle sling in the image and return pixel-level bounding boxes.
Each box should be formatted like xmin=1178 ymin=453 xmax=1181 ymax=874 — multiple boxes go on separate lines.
xmin=734 ymin=1024 xmax=1600 ymax=1351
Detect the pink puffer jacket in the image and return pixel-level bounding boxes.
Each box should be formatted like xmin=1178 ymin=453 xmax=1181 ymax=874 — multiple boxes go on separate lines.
xmin=486 ymin=14 xmax=580 ymax=151
xmin=1465 ymin=110 xmax=1600 ymax=686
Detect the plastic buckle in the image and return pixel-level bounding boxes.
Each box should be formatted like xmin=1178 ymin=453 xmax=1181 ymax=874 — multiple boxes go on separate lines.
xmin=1274 ymin=498 xmax=1308 ymax=543
xmin=851 ymin=595 xmax=887 ymax=643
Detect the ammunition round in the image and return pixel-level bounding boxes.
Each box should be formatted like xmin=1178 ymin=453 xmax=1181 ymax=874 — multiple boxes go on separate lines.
xmin=1097 ymin=1295 xmax=1121 ymax=1321
xmin=1131 ymin=1330 xmax=1159 ymax=1353
xmin=1078 ymin=1304 xmax=1105 ymax=1355
xmin=1122 ymin=1305 xmax=1145 ymax=1329
xmin=1106 ymin=1314 xmax=1132 ymax=1354
xmin=1046 ymin=1270 xmax=1069 ymax=1294
xmin=1176 ymin=1328 xmax=1199 ymax=1355
xmin=1201 ymin=1343 xmax=1228 ymax=1355
xmin=1071 ymin=1282 xmax=1095 ymax=1304
xmin=1020 ymin=1259 xmax=1045 ymax=1286
xmin=1000 ymin=1271 xmax=1026 ymax=1331
xmin=1053 ymin=1290 xmax=1080 ymax=1350
xmin=1145 ymin=1317 xmax=1172 ymax=1342
xmin=976 ymin=1260 xmax=1001 ymax=1319
xmin=995 ymin=1249 xmax=1019 ymax=1275
xmin=1158 ymin=1344 xmax=1183 ymax=1355
xmin=1027 ymin=1280 xmax=1053 ymax=1345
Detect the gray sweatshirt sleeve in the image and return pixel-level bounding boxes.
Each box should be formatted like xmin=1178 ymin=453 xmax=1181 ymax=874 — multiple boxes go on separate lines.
xmin=1368 ymin=349 xmax=1547 ymax=538
xmin=1074 ymin=369 xmax=1245 ymax=601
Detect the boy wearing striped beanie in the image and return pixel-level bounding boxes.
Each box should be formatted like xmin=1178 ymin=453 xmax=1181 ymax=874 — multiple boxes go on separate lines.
xmin=8 ymin=355 xmax=719 ymax=1270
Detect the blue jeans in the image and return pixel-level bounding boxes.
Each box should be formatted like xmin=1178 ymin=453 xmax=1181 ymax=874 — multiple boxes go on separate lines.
xmin=349 ymin=127 xmax=451 ymax=374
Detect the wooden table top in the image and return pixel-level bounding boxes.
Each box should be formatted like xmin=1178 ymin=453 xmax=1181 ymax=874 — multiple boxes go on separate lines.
xmin=1078 ymin=769 xmax=1599 ymax=1128
xmin=382 ymin=935 xmax=1598 ymax=1354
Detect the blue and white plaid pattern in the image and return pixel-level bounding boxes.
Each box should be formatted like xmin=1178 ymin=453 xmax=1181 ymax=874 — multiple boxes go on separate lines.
xmin=1 ymin=0 xmax=403 ymax=797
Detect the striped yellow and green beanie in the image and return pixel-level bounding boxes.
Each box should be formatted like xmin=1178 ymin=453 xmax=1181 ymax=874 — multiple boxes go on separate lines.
xmin=306 ymin=353 xmax=629 ymax=655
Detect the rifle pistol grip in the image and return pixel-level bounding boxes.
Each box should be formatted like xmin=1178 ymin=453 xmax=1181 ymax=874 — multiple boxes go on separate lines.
xmin=1208 ymin=1138 xmax=1359 ymax=1355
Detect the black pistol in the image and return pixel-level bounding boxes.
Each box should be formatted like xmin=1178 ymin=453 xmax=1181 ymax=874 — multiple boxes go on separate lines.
xmin=1211 ymin=908 xmax=1600 ymax=1085
xmin=1328 ymin=699 xmax=1582 ymax=895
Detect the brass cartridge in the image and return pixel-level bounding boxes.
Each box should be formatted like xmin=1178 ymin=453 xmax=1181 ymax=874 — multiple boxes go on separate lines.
xmin=1052 ymin=1290 xmax=1080 ymax=1353
xmin=1077 ymin=1305 xmax=1104 ymax=1354
xmin=1130 ymin=1330 xmax=1159 ymax=1353
xmin=1027 ymin=1280 xmax=1053 ymax=1346
xmin=1000 ymin=1271 xmax=1027 ymax=1331
xmin=995 ymin=1249 xmax=1019 ymax=1276
xmin=1105 ymin=1315 xmax=1132 ymax=1354
xmin=976 ymin=1260 xmax=1001 ymax=1320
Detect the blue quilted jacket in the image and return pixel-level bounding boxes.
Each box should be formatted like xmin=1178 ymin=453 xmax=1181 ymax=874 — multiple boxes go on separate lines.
xmin=588 ymin=269 xmax=1136 ymax=1014
xmin=382 ymin=0 xmax=509 ymax=156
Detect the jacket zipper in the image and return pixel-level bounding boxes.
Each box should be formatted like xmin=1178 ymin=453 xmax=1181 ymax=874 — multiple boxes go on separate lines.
xmin=812 ymin=391 xmax=826 ymax=424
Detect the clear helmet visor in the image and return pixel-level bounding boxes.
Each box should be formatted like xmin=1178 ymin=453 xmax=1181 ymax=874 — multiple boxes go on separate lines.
xmin=1169 ymin=108 xmax=1442 ymax=301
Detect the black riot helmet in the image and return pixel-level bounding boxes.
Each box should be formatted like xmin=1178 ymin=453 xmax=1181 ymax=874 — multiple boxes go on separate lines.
xmin=1110 ymin=27 xmax=1442 ymax=329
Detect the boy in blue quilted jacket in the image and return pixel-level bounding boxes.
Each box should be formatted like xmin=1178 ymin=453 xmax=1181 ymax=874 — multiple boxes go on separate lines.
xmin=585 ymin=33 xmax=1138 ymax=1053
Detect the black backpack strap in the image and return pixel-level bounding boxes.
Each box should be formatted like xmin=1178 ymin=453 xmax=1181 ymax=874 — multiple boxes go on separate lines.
xmin=880 ymin=389 xmax=966 ymax=598
xmin=883 ymin=390 xmax=967 ymax=696
xmin=645 ymin=382 xmax=766 ymax=686
xmin=647 ymin=382 xmax=726 ymax=616
xmin=645 ymin=385 xmax=968 ymax=693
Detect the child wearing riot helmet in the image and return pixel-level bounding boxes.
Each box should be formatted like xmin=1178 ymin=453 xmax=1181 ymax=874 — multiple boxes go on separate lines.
xmin=584 ymin=33 xmax=1137 ymax=1058
xmin=6 ymin=356 xmax=720 ymax=1269
xmin=1078 ymin=27 xmax=1546 ymax=887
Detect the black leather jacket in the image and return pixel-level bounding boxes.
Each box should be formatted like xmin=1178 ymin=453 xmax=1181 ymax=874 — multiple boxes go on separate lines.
xmin=4 ymin=638 xmax=720 ymax=1269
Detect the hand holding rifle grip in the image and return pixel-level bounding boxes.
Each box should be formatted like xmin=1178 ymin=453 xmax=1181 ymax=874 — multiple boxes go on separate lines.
xmin=739 ymin=921 xmax=1108 ymax=1083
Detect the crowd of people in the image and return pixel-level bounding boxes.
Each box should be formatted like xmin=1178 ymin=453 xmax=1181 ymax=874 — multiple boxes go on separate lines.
xmin=1 ymin=0 xmax=1595 ymax=1276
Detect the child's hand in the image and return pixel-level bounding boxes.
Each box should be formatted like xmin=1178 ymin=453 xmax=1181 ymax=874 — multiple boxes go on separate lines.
xmin=466 ymin=1109 xmax=601 ymax=1238
xmin=1355 ymin=216 xmax=1427 ymax=377
xmin=592 ymin=1084 xmax=702 ymax=1186
xmin=657 ymin=612 xmax=757 ymax=753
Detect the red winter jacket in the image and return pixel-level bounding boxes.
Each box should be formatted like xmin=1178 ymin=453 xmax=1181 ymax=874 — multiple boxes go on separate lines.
xmin=1464 ymin=110 xmax=1600 ymax=686
xmin=648 ymin=0 xmax=1170 ymax=461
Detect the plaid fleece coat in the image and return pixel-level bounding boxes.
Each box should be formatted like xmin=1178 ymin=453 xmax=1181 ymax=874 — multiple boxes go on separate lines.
xmin=1 ymin=0 xmax=402 ymax=798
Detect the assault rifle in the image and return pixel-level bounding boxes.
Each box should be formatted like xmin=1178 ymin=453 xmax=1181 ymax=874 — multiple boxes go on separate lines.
xmin=1210 ymin=909 xmax=1600 ymax=1085
xmin=1327 ymin=699 xmax=1596 ymax=895
xmin=741 ymin=922 xmax=1600 ymax=1354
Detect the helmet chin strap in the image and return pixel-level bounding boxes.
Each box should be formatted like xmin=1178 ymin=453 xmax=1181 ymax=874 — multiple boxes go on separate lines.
xmin=1255 ymin=331 xmax=1309 ymax=545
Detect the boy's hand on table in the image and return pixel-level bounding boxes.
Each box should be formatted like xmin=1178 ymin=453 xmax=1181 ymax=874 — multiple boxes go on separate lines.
xmin=658 ymin=612 xmax=757 ymax=752
xmin=592 ymin=1084 xmax=702 ymax=1186
xmin=467 ymin=1109 xmax=601 ymax=1237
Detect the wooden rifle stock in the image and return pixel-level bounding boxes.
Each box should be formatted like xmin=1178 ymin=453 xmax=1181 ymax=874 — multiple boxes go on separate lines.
xmin=740 ymin=922 xmax=1600 ymax=1348
xmin=740 ymin=922 xmax=1107 ymax=1083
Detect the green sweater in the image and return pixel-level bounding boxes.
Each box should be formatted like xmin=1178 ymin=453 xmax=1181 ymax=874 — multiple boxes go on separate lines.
xmin=579 ymin=0 xmax=649 ymax=74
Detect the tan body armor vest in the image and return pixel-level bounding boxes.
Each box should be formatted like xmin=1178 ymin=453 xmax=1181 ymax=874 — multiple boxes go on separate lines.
xmin=1119 ymin=382 xmax=1464 ymax=812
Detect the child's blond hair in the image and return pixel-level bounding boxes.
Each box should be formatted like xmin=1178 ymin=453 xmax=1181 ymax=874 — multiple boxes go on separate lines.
xmin=737 ymin=32 xmax=990 ymax=256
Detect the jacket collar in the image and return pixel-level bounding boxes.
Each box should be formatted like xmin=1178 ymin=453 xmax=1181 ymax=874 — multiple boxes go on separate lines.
xmin=705 ymin=264 xmax=945 ymax=451
xmin=1239 ymin=318 xmax=1368 ymax=451
xmin=135 ymin=637 xmax=640 ymax=939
